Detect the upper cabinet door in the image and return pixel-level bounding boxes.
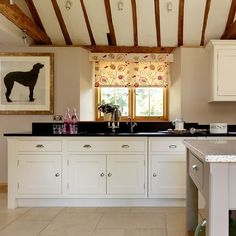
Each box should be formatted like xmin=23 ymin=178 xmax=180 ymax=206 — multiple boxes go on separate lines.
xmin=207 ymin=40 xmax=236 ymax=101
xmin=217 ymin=50 xmax=236 ymax=96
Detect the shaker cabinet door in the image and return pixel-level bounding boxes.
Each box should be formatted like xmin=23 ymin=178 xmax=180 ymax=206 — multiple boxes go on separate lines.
xmin=150 ymin=154 xmax=186 ymax=198
xmin=107 ymin=155 xmax=145 ymax=195
xmin=217 ymin=50 xmax=236 ymax=97
xmin=67 ymin=155 xmax=106 ymax=195
xmin=17 ymin=154 xmax=62 ymax=194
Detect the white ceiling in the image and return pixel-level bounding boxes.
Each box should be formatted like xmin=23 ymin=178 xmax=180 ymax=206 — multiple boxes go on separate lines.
xmin=0 ymin=0 xmax=234 ymax=47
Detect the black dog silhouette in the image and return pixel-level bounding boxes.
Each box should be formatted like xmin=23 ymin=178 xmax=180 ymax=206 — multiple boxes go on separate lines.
xmin=4 ymin=63 xmax=44 ymax=102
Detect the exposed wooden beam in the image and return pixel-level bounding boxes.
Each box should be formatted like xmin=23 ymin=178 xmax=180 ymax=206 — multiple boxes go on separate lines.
xmin=154 ymin=0 xmax=161 ymax=47
xmin=178 ymin=0 xmax=184 ymax=46
xmin=24 ymin=0 xmax=45 ymax=32
xmin=81 ymin=45 xmax=175 ymax=53
xmin=80 ymin=0 xmax=96 ymax=45
xmin=0 ymin=0 xmax=51 ymax=44
xmin=200 ymin=0 xmax=211 ymax=46
xmin=221 ymin=20 xmax=236 ymax=39
xmin=104 ymin=0 xmax=116 ymax=45
xmin=51 ymin=0 xmax=72 ymax=45
xmin=131 ymin=0 xmax=138 ymax=46
xmin=224 ymin=0 xmax=236 ymax=32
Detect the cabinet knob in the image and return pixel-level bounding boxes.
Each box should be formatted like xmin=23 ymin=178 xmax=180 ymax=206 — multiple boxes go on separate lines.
xmin=36 ymin=144 xmax=44 ymax=148
xmin=121 ymin=144 xmax=130 ymax=149
xmin=192 ymin=165 xmax=198 ymax=171
xmin=153 ymin=173 xmax=157 ymax=177
xmin=100 ymin=173 xmax=105 ymax=177
xmin=108 ymin=173 xmax=112 ymax=177
xmin=55 ymin=173 xmax=60 ymax=177
xmin=168 ymin=144 xmax=177 ymax=149
xmin=83 ymin=144 xmax=91 ymax=148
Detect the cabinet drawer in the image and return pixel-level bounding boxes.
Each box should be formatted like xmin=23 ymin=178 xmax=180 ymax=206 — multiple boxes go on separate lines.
xmin=189 ymin=152 xmax=203 ymax=187
xmin=150 ymin=138 xmax=185 ymax=152
xmin=68 ymin=140 xmax=145 ymax=152
xmin=17 ymin=141 xmax=62 ymax=152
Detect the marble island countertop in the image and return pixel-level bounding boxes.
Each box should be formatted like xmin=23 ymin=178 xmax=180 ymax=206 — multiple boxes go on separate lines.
xmin=183 ymin=139 xmax=236 ymax=162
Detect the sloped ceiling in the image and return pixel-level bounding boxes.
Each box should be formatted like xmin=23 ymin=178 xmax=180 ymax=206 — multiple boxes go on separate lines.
xmin=0 ymin=0 xmax=236 ymax=52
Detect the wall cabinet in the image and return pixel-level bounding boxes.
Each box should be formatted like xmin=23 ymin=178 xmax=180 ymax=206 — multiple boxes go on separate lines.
xmin=149 ymin=137 xmax=186 ymax=198
xmin=206 ymin=40 xmax=236 ymax=101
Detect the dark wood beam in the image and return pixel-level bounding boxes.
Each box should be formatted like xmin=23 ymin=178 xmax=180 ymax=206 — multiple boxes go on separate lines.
xmin=221 ymin=20 xmax=236 ymax=39
xmin=51 ymin=0 xmax=72 ymax=45
xmin=178 ymin=0 xmax=184 ymax=46
xmin=0 ymin=0 xmax=51 ymax=44
xmin=154 ymin=0 xmax=161 ymax=47
xmin=80 ymin=0 xmax=96 ymax=45
xmin=200 ymin=0 xmax=211 ymax=46
xmin=224 ymin=0 xmax=236 ymax=32
xmin=131 ymin=0 xmax=138 ymax=46
xmin=24 ymin=0 xmax=45 ymax=32
xmin=81 ymin=45 xmax=175 ymax=53
xmin=104 ymin=0 xmax=116 ymax=45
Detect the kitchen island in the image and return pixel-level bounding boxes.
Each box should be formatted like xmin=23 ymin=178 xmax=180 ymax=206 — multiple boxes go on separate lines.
xmin=183 ymin=140 xmax=236 ymax=236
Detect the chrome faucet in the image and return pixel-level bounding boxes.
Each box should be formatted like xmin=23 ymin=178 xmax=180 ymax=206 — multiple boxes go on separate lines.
xmin=129 ymin=118 xmax=137 ymax=133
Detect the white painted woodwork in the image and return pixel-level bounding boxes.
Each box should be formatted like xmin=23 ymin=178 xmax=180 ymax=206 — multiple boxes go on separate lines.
xmin=17 ymin=140 xmax=62 ymax=152
xmin=67 ymin=155 xmax=106 ymax=194
xmin=185 ymin=144 xmax=236 ymax=236
xmin=207 ymin=40 xmax=236 ymax=101
xmin=189 ymin=152 xmax=203 ymax=188
xmin=229 ymin=164 xmax=236 ymax=208
xmin=149 ymin=137 xmax=187 ymax=199
xmin=150 ymin=138 xmax=185 ymax=152
xmin=17 ymin=154 xmax=61 ymax=194
xmin=107 ymin=155 xmax=145 ymax=195
xmin=150 ymin=154 xmax=185 ymax=198
xmin=68 ymin=139 xmax=145 ymax=152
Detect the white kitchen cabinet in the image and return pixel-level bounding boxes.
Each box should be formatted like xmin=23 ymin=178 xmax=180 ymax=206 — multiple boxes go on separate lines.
xmin=206 ymin=40 xmax=236 ymax=101
xmin=107 ymin=155 xmax=145 ymax=195
xmin=67 ymin=155 xmax=106 ymax=194
xmin=17 ymin=154 xmax=61 ymax=194
xmin=149 ymin=137 xmax=187 ymax=198
xmin=150 ymin=154 xmax=185 ymax=198
xmin=66 ymin=138 xmax=147 ymax=197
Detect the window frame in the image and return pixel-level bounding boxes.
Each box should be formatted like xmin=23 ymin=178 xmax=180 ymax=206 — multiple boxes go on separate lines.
xmin=95 ymin=87 xmax=168 ymax=121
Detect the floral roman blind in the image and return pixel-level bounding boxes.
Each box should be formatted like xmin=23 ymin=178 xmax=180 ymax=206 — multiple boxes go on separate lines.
xmin=91 ymin=53 xmax=172 ymax=88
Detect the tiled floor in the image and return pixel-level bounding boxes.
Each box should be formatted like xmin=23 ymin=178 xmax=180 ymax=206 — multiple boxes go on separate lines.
xmin=0 ymin=194 xmax=205 ymax=236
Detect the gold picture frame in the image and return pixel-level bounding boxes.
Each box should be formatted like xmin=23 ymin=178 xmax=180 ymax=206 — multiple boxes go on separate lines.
xmin=0 ymin=52 xmax=54 ymax=114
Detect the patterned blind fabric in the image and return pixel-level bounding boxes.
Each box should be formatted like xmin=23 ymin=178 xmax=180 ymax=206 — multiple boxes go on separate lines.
xmin=95 ymin=61 xmax=170 ymax=88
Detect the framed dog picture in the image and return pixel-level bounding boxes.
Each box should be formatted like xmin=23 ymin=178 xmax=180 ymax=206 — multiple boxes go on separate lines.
xmin=0 ymin=52 xmax=54 ymax=114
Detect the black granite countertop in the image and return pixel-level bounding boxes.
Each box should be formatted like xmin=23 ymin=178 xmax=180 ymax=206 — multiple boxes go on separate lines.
xmin=4 ymin=121 xmax=236 ymax=137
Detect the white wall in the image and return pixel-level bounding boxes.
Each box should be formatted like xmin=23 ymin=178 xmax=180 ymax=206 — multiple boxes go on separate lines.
xmin=0 ymin=46 xmax=94 ymax=182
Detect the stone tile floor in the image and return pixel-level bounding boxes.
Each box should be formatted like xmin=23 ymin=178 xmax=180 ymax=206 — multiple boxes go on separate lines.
xmin=0 ymin=194 xmax=205 ymax=236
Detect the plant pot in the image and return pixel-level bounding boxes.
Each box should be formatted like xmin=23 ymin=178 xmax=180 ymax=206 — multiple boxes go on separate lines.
xmin=103 ymin=113 xmax=112 ymax=121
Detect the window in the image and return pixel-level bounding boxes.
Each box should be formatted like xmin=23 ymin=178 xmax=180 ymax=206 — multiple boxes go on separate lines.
xmin=94 ymin=60 xmax=169 ymax=121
